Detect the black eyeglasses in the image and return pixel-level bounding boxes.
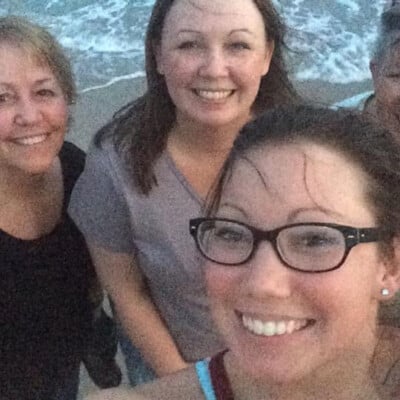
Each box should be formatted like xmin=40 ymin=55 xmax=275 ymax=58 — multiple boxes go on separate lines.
xmin=189 ymin=218 xmax=383 ymax=273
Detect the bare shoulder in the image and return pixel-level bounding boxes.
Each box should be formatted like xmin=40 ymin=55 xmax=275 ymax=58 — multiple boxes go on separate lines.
xmin=86 ymin=367 xmax=204 ymax=400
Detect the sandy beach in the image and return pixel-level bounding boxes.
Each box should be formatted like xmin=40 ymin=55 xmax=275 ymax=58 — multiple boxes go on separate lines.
xmin=69 ymin=76 xmax=373 ymax=152
xmin=72 ymin=76 xmax=373 ymax=398
xmin=69 ymin=77 xmax=147 ymax=151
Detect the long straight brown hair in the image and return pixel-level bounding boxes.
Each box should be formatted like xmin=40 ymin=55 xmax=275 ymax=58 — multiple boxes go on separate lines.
xmin=95 ymin=0 xmax=300 ymax=195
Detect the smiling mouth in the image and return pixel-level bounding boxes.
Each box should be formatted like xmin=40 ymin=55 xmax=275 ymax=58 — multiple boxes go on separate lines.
xmin=12 ymin=133 xmax=49 ymax=146
xmin=241 ymin=314 xmax=315 ymax=337
xmin=194 ymin=89 xmax=235 ymax=100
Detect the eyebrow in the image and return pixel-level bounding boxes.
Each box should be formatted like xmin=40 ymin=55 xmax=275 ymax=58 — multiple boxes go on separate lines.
xmin=0 ymin=82 xmax=14 ymax=90
xmin=176 ymin=28 xmax=255 ymax=36
xmin=33 ymin=78 xmax=56 ymax=86
xmin=218 ymin=202 xmax=249 ymax=218
xmin=219 ymin=203 xmax=344 ymax=226
xmin=0 ymin=77 xmax=55 ymax=89
xmin=286 ymin=207 xmax=344 ymax=224
xmin=228 ymin=29 xmax=255 ymax=37
xmin=176 ymin=29 xmax=200 ymax=35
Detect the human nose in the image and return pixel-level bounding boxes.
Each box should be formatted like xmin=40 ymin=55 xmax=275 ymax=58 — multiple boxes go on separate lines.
xmin=243 ymin=242 xmax=292 ymax=299
xmin=14 ymin=96 xmax=42 ymax=126
xmin=198 ymin=47 xmax=229 ymax=78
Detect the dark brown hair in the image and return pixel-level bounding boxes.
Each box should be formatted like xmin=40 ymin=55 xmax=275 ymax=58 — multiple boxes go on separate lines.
xmin=95 ymin=0 xmax=299 ymax=195
xmin=207 ymin=105 xmax=400 ymax=255
xmin=371 ymin=6 xmax=400 ymax=67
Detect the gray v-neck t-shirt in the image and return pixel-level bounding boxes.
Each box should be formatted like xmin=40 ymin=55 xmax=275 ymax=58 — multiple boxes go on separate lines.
xmin=69 ymin=139 xmax=223 ymax=362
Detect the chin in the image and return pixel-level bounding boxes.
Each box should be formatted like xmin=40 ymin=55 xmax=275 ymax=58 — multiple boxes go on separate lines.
xmin=189 ymin=111 xmax=249 ymax=129
xmin=234 ymin=351 xmax=312 ymax=385
xmin=17 ymin=159 xmax=55 ymax=176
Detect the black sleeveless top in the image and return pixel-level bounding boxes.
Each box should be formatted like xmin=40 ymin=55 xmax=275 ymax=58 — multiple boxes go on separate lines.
xmin=0 ymin=142 xmax=92 ymax=399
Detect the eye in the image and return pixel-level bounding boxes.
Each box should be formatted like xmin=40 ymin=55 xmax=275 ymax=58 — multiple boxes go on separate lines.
xmin=0 ymin=92 xmax=15 ymax=104
xmin=177 ymin=41 xmax=200 ymax=50
xmin=36 ymin=88 xmax=57 ymax=97
xmin=214 ymin=226 xmax=245 ymax=243
xmin=301 ymin=234 xmax=335 ymax=247
xmin=288 ymin=231 xmax=341 ymax=251
xmin=211 ymin=222 xmax=254 ymax=247
xmin=228 ymin=42 xmax=251 ymax=51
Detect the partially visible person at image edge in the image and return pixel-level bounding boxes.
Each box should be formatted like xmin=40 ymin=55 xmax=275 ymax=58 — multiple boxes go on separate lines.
xmin=0 ymin=16 xmax=121 ymax=399
xmin=364 ymin=2 xmax=400 ymax=329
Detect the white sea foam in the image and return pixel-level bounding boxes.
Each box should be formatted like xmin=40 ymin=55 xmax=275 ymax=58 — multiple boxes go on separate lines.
xmin=80 ymin=71 xmax=146 ymax=93
xmin=0 ymin=0 xmax=391 ymax=88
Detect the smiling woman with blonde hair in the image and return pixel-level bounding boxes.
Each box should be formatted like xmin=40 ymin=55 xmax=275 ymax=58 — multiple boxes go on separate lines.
xmin=0 ymin=16 xmax=120 ymax=399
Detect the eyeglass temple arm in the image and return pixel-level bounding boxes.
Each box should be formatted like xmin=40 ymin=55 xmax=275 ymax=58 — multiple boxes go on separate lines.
xmin=358 ymin=227 xmax=383 ymax=243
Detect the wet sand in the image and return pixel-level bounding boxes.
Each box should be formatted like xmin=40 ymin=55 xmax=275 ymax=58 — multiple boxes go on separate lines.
xmin=69 ymin=76 xmax=373 ymax=151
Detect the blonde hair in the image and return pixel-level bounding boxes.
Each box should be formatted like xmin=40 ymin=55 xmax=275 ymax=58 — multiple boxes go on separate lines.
xmin=0 ymin=16 xmax=76 ymax=104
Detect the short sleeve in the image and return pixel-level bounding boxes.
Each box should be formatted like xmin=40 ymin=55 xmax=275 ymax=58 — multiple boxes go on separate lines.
xmin=68 ymin=141 xmax=134 ymax=253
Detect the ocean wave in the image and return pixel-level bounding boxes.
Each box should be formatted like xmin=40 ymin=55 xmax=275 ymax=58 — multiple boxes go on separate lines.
xmin=0 ymin=0 xmax=389 ymax=87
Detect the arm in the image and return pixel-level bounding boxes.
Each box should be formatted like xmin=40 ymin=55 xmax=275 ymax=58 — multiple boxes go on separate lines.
xmin=85 ymin=367 xmax=199 ymax=400
xmin=68 ymin=142 xmax=188 ymax=375
xmin=88 ymin=242 xmax=189 ymax=376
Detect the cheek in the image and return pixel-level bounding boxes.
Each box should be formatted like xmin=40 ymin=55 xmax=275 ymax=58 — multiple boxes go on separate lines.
xmin=377 ymin=81 xmax=400 ymax=105
xmin=51 ymin=101 xmax=69 ymax=128
xmin=0 ymin=111 xmax=13 ymax=139
xmin=161 ymin=54 xmax=196 ymax=80
xmin=205 ymin=265 xmax=241 ymax=303
xmin=205 ymin=266 xmax=243 ymax=338
xmin=231 ymin=59 xmax=269 ymax=97
xmin=240 ymin=52 xmax=271 ymax=76
xmin=311 ymin=260 xmax=379 ymax=326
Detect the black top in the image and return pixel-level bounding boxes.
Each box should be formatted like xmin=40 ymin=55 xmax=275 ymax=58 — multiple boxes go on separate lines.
xmin=0 ymin=142 xmax=92 ymax=399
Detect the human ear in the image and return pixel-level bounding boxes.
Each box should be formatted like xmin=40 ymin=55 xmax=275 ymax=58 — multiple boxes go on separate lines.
xmin=379 ymin=238 xmax=400 ymax=298
xmin=154 ymin=43 xmax=164 ymax=75
xmin=370 ymin=60 xmax=380 ymax=87
xmin=377 ymin=239 xmax=400 ymax=326
xmin=261 ymin=39 xmax=275 ymax=76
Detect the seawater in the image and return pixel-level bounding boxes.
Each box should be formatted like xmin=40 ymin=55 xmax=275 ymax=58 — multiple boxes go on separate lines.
xmin=0 ymin=0 xmax=388 ymax=91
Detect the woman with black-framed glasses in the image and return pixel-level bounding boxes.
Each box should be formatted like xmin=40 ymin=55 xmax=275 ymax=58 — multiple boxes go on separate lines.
xmin=189 ymin=105 xmax=400 ymax=399
xmin=190 ymin=219 xmax=384 ymax=272
xmin=89 ymin=106 xmax=400 ymax=399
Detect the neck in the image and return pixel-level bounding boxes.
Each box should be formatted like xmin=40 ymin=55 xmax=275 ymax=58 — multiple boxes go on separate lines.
xmin=170 ymin=114 xmax=251 ymax=156
xmin=226 ymin=350 xmax=383 ymax=400
xmin=0 ymin=162 xmax=57 ymax=200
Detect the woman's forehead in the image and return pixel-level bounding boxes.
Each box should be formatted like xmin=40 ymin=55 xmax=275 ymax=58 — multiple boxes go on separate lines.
xmin=0 ymin=40 xmax=47 ymax=66
xmin=219 ymin=143 xmax=374 ymax=223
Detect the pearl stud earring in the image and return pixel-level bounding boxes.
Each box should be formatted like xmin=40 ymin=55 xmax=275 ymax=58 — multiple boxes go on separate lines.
xmin=381 ymin=288 xmax=390 ymax=296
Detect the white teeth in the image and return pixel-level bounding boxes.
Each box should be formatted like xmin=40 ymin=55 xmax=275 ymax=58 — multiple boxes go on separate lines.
xmin=275 ymin=321 xmax=287 ymax=335
xmin=264 ymin=321 xmax=276 ymax=336
xmin=242 ymin=315 xmax=309 ymax=337
xmin=254 ymin=319 xmax=264 ymax=335
xmin=196 ymin=90 xmax=233 ymax=100
xmin=286 ymin=320 xmax=295 ymax=334
xmin=13 ymin=134 xmax=48 ymax=146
